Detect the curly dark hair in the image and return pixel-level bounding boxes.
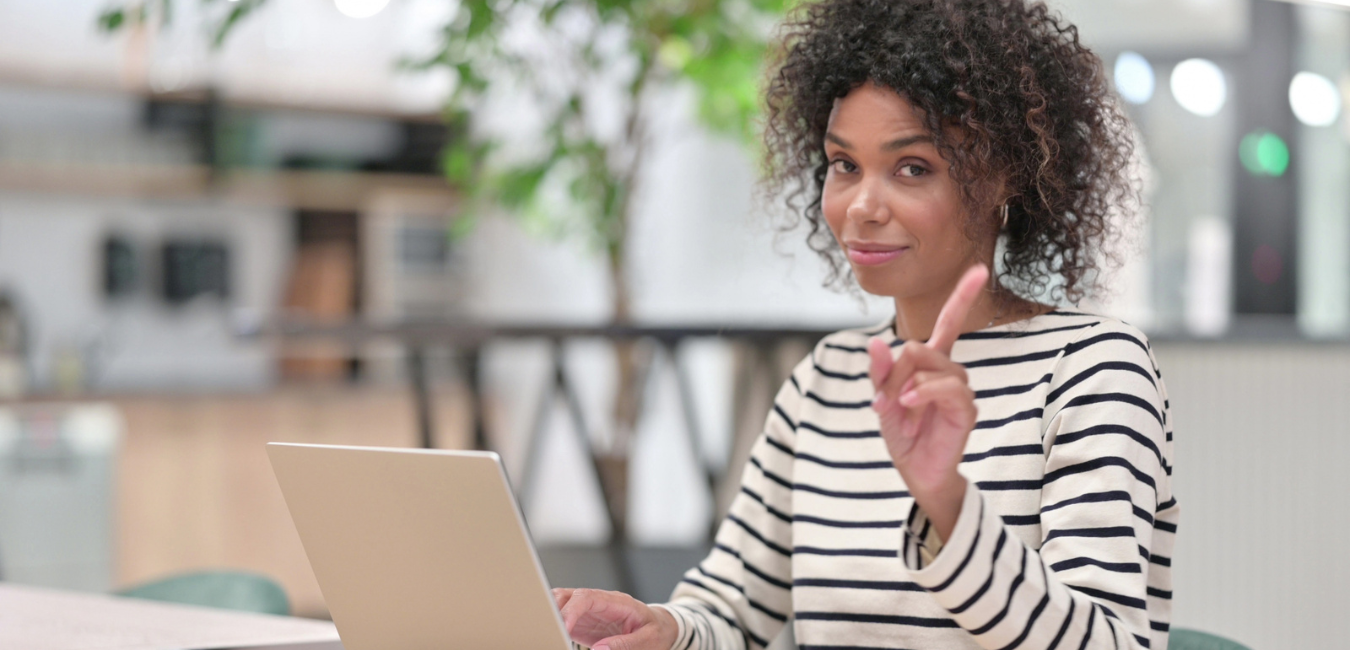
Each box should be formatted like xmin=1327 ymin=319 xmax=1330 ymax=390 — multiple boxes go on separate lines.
xmin=761 ymin=0 xmax=1138 ymax=303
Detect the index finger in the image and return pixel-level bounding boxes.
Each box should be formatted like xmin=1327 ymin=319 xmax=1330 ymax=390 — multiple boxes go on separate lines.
xmin=928 ymin=264 xmax=989 ymax=354
xmin=553 ymin=588 xmax=575 ymax=610
xmin=867 ymin=336 xmax=894 ymax=391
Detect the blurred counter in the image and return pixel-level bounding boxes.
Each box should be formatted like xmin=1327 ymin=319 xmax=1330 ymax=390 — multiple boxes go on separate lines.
xmin=6 ymin=385 xmax=471 ymax=619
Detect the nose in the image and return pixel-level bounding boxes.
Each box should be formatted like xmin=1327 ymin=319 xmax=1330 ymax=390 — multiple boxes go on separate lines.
xmin=844 ymin=176 xmax=889 ymax=225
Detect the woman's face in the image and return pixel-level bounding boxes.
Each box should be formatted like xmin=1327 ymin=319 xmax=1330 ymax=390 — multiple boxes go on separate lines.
xmin=821 ymin=81 xmax=991 ymax=301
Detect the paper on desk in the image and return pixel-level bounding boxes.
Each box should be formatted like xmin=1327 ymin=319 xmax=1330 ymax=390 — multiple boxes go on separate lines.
xmin=0 ymin=582 xmax=340 ymax=650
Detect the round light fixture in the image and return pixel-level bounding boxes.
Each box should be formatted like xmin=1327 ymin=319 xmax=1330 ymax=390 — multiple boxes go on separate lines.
xmin=1114 ymin=51 xmax=1155 ymax=105
xmin=1171 ymin=58 xmax=1227 ymax=117
xmin=1289 ymin=71 xmax=1341 ymax=127
xmin=334 ymin=0 xmax=390 ymax=19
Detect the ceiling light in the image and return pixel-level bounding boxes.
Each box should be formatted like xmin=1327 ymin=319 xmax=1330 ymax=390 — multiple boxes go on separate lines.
xmin=1171 ymin=58 xmax=1227 ymax=117
xmin=1114 ymin=52 xmax=1155 ymax=105
xmin=1290 ymin=71 xmax=1341 ymax=127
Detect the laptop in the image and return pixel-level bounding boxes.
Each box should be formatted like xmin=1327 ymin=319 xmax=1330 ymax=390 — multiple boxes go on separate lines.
xmin=235 ymin=443 xmax=574 ymax=650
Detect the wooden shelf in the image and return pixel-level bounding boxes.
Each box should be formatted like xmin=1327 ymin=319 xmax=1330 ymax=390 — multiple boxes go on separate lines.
xmin=0 ymin=161 xmax=458 ymax=211
xmin=0 ymin=64 xmax=444 ymax=124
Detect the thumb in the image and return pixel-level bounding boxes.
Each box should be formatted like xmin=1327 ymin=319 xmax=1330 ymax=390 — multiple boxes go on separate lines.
xmin=867 ymin=336 xmax=893 ymax=391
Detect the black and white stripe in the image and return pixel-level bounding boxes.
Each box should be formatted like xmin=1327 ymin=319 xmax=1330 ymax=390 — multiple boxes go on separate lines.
xmin=660 ymin=312 xmax=1177 ymax=650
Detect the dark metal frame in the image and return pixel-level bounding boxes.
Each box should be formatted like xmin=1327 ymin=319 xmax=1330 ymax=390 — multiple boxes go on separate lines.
xmin=260 ymin=320 xmax=854 ymax=591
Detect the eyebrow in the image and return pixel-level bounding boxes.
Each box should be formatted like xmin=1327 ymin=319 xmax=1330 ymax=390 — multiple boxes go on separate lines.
xmin=825 ymin=132 xmax=933 ymax=151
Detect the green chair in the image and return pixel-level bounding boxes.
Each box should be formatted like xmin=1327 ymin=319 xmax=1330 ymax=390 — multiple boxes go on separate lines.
xmin=1170 ymin=628 xmax=1252 ymax=650
xmin=118 ymin=570 xmax=290 ymax=616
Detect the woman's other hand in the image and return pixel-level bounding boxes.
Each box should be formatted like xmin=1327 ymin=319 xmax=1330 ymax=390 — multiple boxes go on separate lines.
xmin=552 ymin=588 xmax=678 ymax=650
xmin=868 ymin=264 xmax=987 ymax=540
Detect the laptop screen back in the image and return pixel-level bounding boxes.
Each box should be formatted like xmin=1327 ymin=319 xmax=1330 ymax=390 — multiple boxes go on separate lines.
xmin=266 ymin=444 xmax=571 ymax=650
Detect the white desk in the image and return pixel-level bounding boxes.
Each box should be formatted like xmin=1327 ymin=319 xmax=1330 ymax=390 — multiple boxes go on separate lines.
xmin=0 ymin=582 xmax=340 ymax=650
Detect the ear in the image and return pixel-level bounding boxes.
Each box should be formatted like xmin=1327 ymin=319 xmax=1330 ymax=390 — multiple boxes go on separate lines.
xmin=991 ymin=178 xmax=1020 ymax=232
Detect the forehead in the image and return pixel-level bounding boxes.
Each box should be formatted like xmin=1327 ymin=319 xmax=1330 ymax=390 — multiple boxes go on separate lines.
xmin=826 ymin=81 xmax=928 ymax=138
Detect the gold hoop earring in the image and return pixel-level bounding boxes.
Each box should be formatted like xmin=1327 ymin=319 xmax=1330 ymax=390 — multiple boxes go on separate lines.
xmin=1000 ymin=204 xmax=1010 ymax=230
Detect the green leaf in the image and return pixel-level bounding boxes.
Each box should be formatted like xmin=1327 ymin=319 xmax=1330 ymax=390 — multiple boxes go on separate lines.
xmin=657 ymin=35 xmax=694 ymax=71
xmin=448 ymin=213 xmax=479 ymax=241
xmin=464 ymin=0 xmax=496 ymax=39
xmin=495 ymin=164 xmax=551 ymax=209
xmin=98 ymin=8 xmax=126 ymax=32
xmin=443 ymin=146 xmax=476 ymax=185
xmin=212 ymin=0 xmax=267 ymax=50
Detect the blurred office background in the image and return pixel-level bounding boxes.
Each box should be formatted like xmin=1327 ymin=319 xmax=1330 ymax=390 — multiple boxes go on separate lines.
xmin=0 ymin=0 xmax=1346 ymax=648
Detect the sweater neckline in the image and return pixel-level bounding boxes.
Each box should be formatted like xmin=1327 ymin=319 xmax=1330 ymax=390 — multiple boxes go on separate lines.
xmin=875 ymin=308 xmax=1064 ymax=344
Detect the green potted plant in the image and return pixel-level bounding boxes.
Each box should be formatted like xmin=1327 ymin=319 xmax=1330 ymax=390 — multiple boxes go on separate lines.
xmin=99 ymin=0 xmax=791 ymax=544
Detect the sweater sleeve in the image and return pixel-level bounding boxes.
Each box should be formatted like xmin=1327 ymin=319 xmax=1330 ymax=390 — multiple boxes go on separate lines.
xmin=899 ymin=321 xmax=1177 ymax=650
xmin=657 ymin=359 xmax=807 ymax=650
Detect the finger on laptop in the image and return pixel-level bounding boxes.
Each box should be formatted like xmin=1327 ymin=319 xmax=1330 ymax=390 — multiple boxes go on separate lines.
xmin=552 ymin=587 xmax=574 ymax=610
xmin=558 ymin=588 xmax=643 ymax=646
xmin=594 ymin=627 xmax=659 ymax=650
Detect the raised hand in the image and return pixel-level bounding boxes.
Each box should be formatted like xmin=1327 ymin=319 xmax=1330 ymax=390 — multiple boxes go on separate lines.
xmin=552 ymin=588 xmax=678 ymax=650
xmin=868 ymin=264 xmax=988 ymax=540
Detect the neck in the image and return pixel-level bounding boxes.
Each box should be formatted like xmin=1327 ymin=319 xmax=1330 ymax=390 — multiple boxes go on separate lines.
xmin=892 ymin=291 xmax=997 ymax=343
xmin=892 ymin=265 xmax=1007 ymax=342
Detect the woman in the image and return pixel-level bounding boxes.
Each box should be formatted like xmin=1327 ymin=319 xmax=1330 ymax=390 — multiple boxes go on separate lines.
xmin=554 ymin=0 xmax=1177 ymax=648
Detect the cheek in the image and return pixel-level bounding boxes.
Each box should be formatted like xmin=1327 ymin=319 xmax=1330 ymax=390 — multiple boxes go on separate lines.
xmin=907 ymin=208 xmax=947 ymax=241
xmin=908 ymin=190 xmax=965 ymax=245
xmin=820 ymin=186 xmax=848 ymax=237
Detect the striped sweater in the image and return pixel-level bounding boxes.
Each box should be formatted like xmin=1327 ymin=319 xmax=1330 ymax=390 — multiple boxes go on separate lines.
xmin=658 ymin=311 xmax=1178 ymax=650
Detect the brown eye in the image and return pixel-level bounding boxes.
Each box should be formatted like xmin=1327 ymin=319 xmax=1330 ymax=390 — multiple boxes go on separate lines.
xmin=898 ymin=164 xmax=927 ymax=178
xmin=830 ymin=159 xmax=857 ymax=174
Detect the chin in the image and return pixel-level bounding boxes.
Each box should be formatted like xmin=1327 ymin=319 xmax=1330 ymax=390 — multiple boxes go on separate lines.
xmin=851 ymin=268 xmax=909 ymax=299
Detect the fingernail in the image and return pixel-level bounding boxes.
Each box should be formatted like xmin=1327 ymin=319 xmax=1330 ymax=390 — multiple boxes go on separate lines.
xmin=900 ymin=391 xmax=918 ymax=407
xmin=872 ymin=391 xmax=886 ymax=411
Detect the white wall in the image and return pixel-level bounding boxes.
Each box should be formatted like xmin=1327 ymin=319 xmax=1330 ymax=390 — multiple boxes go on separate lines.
xmin=0 ymin=194 xmax=289 ymax=392
xmin=1157 ymin=341 xmax=1350 ymax=649
xmin=0 ymin=0 xmax=452 ymax=114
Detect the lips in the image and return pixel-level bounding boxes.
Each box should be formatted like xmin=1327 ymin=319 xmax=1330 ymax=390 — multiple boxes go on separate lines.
xmin=845 ymin=244 xmax=908 ymax=266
